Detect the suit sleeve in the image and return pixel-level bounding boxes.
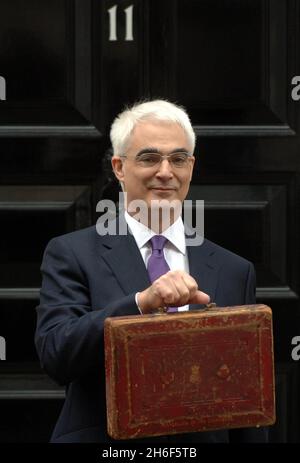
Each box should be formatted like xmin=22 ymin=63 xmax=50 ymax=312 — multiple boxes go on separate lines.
xmin=35 ymin=237 xmax=140 ymax=386
xmin=244 ymin=261 xmax=256 ymax=304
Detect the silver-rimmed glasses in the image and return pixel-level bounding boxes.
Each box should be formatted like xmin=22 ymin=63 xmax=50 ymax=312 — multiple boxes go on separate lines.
xmin=120 ymin=152 xmax=192 ymax=168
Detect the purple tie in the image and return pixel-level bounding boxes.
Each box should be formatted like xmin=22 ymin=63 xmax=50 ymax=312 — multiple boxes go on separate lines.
xmin=147 ymin=235 xmax=177 ymax=312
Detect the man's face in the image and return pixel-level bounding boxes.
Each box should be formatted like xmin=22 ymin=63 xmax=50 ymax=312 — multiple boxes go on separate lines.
xmin=111 ymin=120 xmax=195 ymax=211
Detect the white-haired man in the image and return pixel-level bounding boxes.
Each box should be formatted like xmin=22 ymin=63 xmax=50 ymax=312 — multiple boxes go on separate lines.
xmin=35 ymin=100 xmax=267 ymax=443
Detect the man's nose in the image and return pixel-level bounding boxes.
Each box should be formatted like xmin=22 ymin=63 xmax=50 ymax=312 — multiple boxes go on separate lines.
xmin=155 ymin=159 xmax=174 ymax=178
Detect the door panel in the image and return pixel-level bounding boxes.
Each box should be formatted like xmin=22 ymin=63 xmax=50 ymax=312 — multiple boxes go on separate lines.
xmin=0 ymin=0 xmax=299 ymax=442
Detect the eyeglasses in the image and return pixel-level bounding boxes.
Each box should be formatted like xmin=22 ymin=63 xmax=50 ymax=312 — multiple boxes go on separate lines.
xmin=120 ymin=152 xmax=192 ymax=168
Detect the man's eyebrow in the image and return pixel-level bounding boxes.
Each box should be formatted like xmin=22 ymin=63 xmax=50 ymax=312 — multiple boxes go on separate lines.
xmin=170 ymin=148 xmax=190 ymax=154
xmin=136 ymin=148 xmax=160 ymax=156
xmin=136 ymin=148 xmax=190 ymax=156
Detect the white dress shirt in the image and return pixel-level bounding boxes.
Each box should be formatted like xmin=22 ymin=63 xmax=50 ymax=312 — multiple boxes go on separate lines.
xmin=125 ymin=211 xmax=189 ymax=312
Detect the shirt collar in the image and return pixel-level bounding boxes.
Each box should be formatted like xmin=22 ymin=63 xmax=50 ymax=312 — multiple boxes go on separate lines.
xmin=124 ymin=211 xmax=186 ymax=255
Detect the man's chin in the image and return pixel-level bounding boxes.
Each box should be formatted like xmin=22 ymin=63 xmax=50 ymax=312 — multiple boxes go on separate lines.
xmin=149 ymin=189 xmax=178 ymax=200
xmin=128 ymin=196 xmax=182 ymax=232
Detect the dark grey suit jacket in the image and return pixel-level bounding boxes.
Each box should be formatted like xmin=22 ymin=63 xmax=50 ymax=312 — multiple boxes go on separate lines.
xmin=35 ymin=224 xmax=267 ymax=443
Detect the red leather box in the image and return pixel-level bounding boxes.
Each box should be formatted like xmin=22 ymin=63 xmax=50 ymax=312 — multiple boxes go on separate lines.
xmin=104 ymin=304 xmax=275 ymax=440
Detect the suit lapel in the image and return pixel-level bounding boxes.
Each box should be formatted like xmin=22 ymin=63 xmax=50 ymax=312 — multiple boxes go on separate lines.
xmin=187 ymin=239 xmax=220 ymax=309
xmin=99 ymin=232 xmax=150 ymax=295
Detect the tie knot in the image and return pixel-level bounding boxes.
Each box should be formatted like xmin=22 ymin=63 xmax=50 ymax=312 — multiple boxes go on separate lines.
xmin=150 ymin=235 xmax=168 ymax=252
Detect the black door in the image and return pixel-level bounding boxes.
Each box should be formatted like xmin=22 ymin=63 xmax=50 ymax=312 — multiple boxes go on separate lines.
xmin=0 ymin=0 xmax=299 ymax=442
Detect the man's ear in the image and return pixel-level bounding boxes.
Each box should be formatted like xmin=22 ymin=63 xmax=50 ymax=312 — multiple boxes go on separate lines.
xmin=111 ymin=156 xmax=125 ymax=183
xmin=189 ymin=156 xmax=195 ymax=181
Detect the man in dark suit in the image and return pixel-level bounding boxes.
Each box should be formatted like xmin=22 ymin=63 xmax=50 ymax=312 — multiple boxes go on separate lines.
xmin=35 ymin=100 xmax=267 ymax=443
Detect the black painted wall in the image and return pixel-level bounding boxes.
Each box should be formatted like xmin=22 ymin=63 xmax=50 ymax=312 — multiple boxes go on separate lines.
xmin=0 ymin=0 xmax=300 ymax=442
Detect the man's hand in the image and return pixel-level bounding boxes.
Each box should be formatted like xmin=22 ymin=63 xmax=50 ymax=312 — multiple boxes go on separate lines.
xmin=137 ymin=270 xmax=210 ymax=314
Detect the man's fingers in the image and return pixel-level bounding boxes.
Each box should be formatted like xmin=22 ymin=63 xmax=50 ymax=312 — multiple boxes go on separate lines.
xmin=189 ymin=290 xmax=210 ymax=305
xmin=167 ymin=275 xmax=190 ymax=305
xmin=138 ymin=271 xmax=211 ymax=313
xmin=178 ymin=272 xmax=210 ymax=304
xmin=180 ymin=273 xmax=199 ymax=297
xmin=157 ymin=272 xmax=209 ymax=307
xmin=151 ymin=277 xmax=180 ymax=305
xmin=155 ymin=272 xmax=210 ymax=306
